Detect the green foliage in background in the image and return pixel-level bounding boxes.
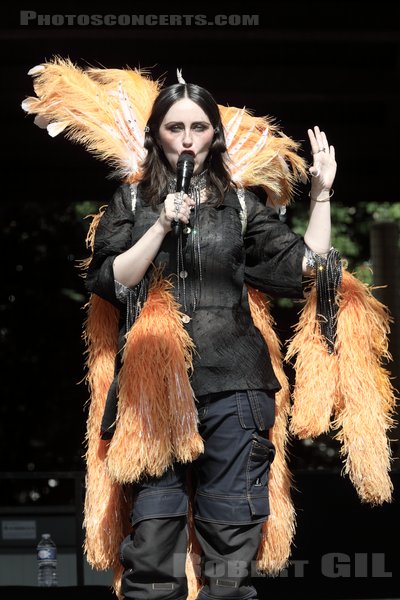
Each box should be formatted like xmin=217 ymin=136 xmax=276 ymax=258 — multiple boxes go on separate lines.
xmin=290 ymin=200 xmax=400 ymax=288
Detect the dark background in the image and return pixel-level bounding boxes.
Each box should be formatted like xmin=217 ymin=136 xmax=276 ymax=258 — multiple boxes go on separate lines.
xmin=1 ymin=2 xmax=399 ymax=596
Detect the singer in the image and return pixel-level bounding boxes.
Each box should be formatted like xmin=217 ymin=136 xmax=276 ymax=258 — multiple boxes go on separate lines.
xmin=84 ymin=80 xmax=336 ymax=600
xmin=23 ymin=59 xmax=396 ymax=600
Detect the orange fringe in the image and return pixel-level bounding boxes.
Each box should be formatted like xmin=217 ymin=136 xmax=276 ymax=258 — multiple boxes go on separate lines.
xmin=286 ymin=283 xmax=339 ymax=438
xmin=106 ymin=273 xmax=204 ymax=483
xmin=83 ymin=294 xmax=131 ymax=570
xmin=333 ymin=270 xmax=397 ymax=504
xmin=248 ymin=288 xmax=295 ymax=574
xmin=286 ymin=270 xmax=397 ymax=505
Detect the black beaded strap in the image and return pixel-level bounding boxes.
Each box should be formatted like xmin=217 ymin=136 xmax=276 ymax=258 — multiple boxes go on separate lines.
xmin=314 ymin=248 xmax=343 ymax=354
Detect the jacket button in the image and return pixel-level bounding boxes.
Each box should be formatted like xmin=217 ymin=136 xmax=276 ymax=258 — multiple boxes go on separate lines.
xmin=183 ymin=226 xmax=191 ymax=234
xmin=179 ymin=270 xmax=188 ymax=279
xmin=181 ymin=314 xmax=191 ymax=324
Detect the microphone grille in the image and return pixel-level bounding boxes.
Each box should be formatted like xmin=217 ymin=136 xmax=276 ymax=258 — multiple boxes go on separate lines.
xmin=177 ymin=152 xmax=195 ymax=168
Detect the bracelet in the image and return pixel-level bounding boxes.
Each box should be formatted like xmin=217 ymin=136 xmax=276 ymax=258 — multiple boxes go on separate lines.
xmin=309 ymin=188 xmax=334 ymax=202
xmin=304 ymin=245 xmax=333 ymax=269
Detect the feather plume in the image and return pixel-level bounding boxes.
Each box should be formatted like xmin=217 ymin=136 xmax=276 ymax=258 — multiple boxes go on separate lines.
xmin=105 ymin=274 xmax=203 ymax=483
xmin=286 ymin=284 xmax=340 ymax=438
xmin=27 ymin=64 xmax=45 ymax=75
xmin=286 ymin=270 xmax=397 ymax=504
xmin=34 ymin=114 xmax=51 ymax=129
xmin=82 ymin=294 xmax=130 ymax=569
xmin=220 ymin=106 xmax=308 ymax=205
xmin=223 ymin=107 xmax=246 ymax=148
xmin=23 ymin=57 xmax=160 ymax=180
xmin=23 ymin=57 xmax=307 ymax=200
xmin=332 ymin=271 xmax=397 ymax=504
xmin=47 ymin=121 xmax=68 ymax=137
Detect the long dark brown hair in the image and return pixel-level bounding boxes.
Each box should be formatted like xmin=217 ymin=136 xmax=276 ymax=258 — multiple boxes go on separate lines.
xmin=140 ymin=83 xmax=233 ymax=207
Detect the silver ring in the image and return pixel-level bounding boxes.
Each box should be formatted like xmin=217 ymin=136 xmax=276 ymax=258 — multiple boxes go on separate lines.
xmin=174 ymin=192 xmax=183 ymax=204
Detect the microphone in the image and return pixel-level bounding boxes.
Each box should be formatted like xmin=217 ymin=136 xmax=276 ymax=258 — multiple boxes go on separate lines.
xmin=171 ymin=152 xmax=195 ymax=236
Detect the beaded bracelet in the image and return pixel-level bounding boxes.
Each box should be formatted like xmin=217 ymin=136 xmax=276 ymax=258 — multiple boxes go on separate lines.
xmin=304 ymin=247 xmax=343 ymax=353
xmin=304 ymin=245 xmax=332 ymax=269
xmin=309 ymin=188 xmax=334 ymax=202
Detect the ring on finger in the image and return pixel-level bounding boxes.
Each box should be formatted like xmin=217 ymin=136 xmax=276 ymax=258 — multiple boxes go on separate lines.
xmin=174 ymin=191 xmax=183 ymax=202
xmin=173 ymin=200 xmax=181 ymax=218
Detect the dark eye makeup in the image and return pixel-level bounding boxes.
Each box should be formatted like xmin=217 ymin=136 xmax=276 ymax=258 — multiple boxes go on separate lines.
xmin=165 ymin=122 xmax=211 ymax=132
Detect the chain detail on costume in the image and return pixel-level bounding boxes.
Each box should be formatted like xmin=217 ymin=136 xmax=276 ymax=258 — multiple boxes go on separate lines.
xmin=177 ymin=232 xmax=187 ymax=312
xmin=113 ymin=182 xmax=148 ymax=331
xmin=166 ymin=177 xmax=248 ymax=318
xmin=167 ymin=171 xmax=207 ymax=318
xmin=307 ymin=247 xmax=343 ymax=353
xmin=126 ymin=280 xmax=148 ymax=331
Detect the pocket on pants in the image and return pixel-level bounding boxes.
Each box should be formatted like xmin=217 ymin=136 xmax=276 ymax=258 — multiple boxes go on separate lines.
xmin=246 ymin=435 xmax=276 ymax=518
xmin=236 ymin=390 xmax=275 ymax=432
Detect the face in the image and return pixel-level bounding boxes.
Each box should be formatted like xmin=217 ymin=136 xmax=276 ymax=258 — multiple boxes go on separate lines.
xmin=158 ymin=98 xmax=215 ymax=174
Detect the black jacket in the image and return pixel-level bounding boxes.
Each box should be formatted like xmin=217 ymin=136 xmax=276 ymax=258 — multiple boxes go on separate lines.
xmin=85 ymin=184 xmax=305 ymax=435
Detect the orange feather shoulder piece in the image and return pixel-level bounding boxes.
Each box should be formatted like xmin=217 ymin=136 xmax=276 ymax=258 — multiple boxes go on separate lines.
xmin=22 ymin=56 xmax=307 ymax=203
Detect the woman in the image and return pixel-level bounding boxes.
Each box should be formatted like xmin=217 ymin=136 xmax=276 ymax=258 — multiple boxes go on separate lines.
xmin=84 ymin=81 xmax=336 ymax=600
xmin=22 ymin=59 xmax=396 ymax=600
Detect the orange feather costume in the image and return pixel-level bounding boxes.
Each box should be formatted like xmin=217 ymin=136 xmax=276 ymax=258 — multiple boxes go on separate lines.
xmin=22 ymin=57 xmax=397 ymax=599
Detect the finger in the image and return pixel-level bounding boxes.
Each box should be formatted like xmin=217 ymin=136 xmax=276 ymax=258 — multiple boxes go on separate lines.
xmin=330 ymin=145 xmax=335 ymax=159
xmin=308 ymin=128 xmax=319 ymax=154
xmin=321 ymin=131 xmax=329 ymax=150
xmin=178 ymin=210 xmax=190 ymax=223
xmin=309 ymin=166 xmax=321 ymax=178
xmin=309 ymin=126 xmax=326 ymax=156
xmin=181 ymin=204 xmax=190 ymax=215
xmin=179 ymin=203 xmax=191 ymax=216
xmin=314 ymin=125 xmax=325 ymax=151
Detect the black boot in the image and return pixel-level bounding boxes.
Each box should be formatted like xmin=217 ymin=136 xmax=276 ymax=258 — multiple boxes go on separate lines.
xmin=120 ymin=517 xmax=188 ymax=600
xmin=195 ymin=520 xmax=262 ymax=599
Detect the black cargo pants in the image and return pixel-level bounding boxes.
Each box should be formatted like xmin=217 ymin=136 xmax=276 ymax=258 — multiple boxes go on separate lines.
xmin=120 ymin=389 xmax=276 ymax=599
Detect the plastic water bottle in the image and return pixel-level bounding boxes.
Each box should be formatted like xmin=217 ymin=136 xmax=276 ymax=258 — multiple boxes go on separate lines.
xmin=37 ymin=533 xmax=58 ymax=587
